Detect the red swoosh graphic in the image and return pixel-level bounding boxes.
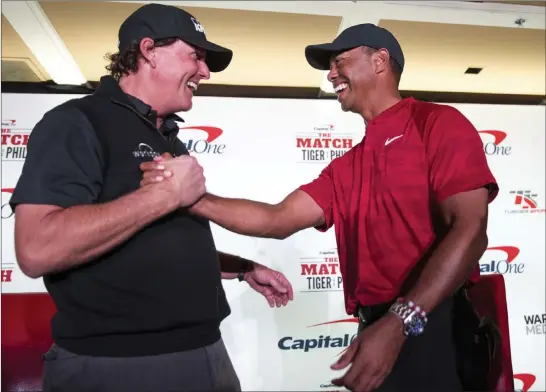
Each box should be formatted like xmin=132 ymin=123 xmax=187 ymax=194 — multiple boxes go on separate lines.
xmin=180 ymin=126 xmax=223 ymax=143
xmin=522 ymin=197 xmax=537 ymax=209
xmin=487 ymin=246 xmax=520 ymax=263
xmin=307 ymin=317 xmax=358 ymax=328
xmin=479 ymin=130 xmax=507 ymax=145
xmin=514 ymin=373 xmax=536 ymax=392
xmin=1 ymin=188 xmax=14 ymax=194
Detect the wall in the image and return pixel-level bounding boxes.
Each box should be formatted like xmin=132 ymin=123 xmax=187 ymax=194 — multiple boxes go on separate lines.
xmin=1 ymin=93 xmax=544 ymax=391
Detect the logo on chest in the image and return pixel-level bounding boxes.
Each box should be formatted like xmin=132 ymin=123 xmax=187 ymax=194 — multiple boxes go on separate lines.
xmin=385 ymin=134 xmax=404 ymax=146
xmin=132 ymin=143 xmax=160 ymax=159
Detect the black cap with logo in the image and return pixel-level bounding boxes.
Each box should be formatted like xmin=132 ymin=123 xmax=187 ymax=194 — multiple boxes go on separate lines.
xmin=118 ymin=3 xmax=233 ymax=72
xmin=305 ymin=23 xmax=404 ymax=71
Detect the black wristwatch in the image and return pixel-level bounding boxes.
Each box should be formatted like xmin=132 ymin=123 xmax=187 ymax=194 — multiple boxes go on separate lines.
xmin=237 ymin=261 xmax=251 ymax=282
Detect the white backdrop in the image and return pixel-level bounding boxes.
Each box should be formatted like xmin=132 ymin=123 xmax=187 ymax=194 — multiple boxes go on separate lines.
xmin=1 ymin=93 xmax=545 ymax=391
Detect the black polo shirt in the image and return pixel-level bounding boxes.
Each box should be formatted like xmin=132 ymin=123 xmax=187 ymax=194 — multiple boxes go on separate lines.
xmin=10 ymin=76 xmax=230 ymax=357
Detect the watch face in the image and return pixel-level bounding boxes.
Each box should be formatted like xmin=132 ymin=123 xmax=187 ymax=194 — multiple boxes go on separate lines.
xmin=406 ymin=317 xmax=426 ymax=336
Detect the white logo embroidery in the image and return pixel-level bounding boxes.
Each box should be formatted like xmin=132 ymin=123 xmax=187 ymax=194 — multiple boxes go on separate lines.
xmin=191 ymin=18 xmax=205 ymax=34
xmin=385 ymin=135 xmax=404 ymax=146
xmin=132 ymin=143 xmax=160 ymax=158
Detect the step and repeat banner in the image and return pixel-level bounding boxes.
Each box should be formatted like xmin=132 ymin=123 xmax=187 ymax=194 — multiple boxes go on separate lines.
xmin=1 ymin=93 xmax=545 ymax=391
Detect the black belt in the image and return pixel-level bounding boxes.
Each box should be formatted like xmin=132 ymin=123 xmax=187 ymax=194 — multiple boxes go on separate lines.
xmin=354 ymin=300 xmax=395 ymax=329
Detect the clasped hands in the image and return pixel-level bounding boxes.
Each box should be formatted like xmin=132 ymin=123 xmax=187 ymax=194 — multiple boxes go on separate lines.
xmin=140 ymin=152 xmax=206 ymax=209
xmin=139 ymin=153 xmax=293 ymax=309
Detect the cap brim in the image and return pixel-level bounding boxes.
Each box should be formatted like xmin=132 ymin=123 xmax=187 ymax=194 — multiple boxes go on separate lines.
xmin=305 ymin=43 xmax=356 ymax=71
xmin=186 ymin=38 xmax=233 ymax=73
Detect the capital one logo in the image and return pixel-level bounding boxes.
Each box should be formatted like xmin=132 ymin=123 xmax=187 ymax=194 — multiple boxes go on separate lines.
xmin=514 ymin=373 xmax=536 ymax=392
xmin=1 ymin=119 xmax=16 ymax=127
xmin=179 ymin=126 xmax=226 ymax=155
xmin=479 ymin=246 xmax=524 ymax=275
xmin=278 ymin=317 xmax=358 ymax=355
xmin=313 ymin=124 xmax=335 ymax=132
xmin=1 ymin=188 xmax=14 ymax=219
xmin=478 ymin=130 xmax=511 ymax=156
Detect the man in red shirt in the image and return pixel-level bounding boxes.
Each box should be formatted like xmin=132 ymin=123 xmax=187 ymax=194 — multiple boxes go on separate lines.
xmin=141 ymin=24 xmax=498 ymax=392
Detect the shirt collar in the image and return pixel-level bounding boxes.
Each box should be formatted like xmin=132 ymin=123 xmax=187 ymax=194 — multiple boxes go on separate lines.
xmin=94 ymin=76 xmax=184 ymax=138
xmin=125 ymin=94 xmax=184 ymax=138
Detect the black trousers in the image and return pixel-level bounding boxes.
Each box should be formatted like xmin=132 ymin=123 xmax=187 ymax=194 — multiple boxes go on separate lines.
xmin=357 ymin=297 xmax=464 ymax=392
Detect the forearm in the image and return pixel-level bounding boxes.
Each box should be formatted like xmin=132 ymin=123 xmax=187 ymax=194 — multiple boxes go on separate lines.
xmin=191 ymin=194 xmax=288 ymax=239
xmin=404 ymin=220 xmax=488 ymax=314
xmin=18 ymin=186 xmax=177 ymax=277
xmin=218 ymin=251 xmax=253 ymax=280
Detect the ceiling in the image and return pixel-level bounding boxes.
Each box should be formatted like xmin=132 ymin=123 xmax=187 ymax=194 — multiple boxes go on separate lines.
xmin=1 ymin=0 xmax=545 ymax=98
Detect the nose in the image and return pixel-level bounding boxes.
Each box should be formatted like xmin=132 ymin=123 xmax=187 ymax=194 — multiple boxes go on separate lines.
xmin=327 ymin=63 xmax=338 ymax=84
xmin=199 ymin=60 xmax=210 ymax=81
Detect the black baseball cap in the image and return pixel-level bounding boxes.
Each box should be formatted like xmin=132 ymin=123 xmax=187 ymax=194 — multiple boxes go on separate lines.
xmin=305 ymin=23 xmax=404 ymax=71
xmin=118 ymin=3 xmax=233 ymax=72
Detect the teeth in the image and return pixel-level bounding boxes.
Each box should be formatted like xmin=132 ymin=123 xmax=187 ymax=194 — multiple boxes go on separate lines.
xmin=187 ymin=81 xmax=198 ymax=91
xmin=334 ymin=83 xmax=348 ymax=94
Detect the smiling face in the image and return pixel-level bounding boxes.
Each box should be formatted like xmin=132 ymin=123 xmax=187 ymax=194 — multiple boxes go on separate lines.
xmin=327 ymin=47 xmax=377 ymax=113
xmin=327 ymin=46 xmax=398 ymax=116
xmin=144 ymin=39 xmax=210 ymax=113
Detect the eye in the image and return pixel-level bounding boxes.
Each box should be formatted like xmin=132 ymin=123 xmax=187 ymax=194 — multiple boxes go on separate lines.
xmin=196 ymin=51 xmax=206 ymax=62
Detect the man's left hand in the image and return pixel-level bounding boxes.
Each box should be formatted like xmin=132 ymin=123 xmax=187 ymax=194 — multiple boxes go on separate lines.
xmin=330 ymin=312 xmax=406 ymax=391
xmin=244 ymin=263 xmax=294 ymax=308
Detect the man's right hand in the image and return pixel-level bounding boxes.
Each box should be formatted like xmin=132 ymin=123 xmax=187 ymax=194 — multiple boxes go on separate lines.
xmin=140 ymin=154 xmax=206 ymax=208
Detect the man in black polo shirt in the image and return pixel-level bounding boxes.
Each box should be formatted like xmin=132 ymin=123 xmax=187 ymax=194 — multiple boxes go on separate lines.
xmin=9 ymin=4 xmax=293 ymax=392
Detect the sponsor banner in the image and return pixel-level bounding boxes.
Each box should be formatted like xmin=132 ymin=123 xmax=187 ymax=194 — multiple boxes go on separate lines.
xmin=479 ymin=130 xmax=512 ymax=157
xmin=1 ymin=120 xmax=30 ymax=161
xmin=479 ymin=246 xmax=524 ymax=276
xmin=179 ymin=125 xmax=227 ymax=155
xmin=299 ymin=248 xmax=343 ymax=293
xmin=295 ymin=124 xmax=356 ymax=164
xmin=0 ymin=94 xmax=544 ymax=391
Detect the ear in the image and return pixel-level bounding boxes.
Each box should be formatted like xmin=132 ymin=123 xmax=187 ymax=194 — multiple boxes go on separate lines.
xmin=139 ymin=37 xmax=157 ymax=68
xmin=372 ymin=49 xmax=390 ymax=74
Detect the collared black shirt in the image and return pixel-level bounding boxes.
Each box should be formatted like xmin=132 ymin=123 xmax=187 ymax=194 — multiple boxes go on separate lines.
xmin=9 ymin=76 xmax=229 ymax=357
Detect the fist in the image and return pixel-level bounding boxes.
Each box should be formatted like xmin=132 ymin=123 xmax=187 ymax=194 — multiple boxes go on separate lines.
xmin=140 ymin=153 xmax=206 ymax=207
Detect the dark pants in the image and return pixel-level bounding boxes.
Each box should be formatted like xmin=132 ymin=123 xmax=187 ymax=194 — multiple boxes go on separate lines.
xmin=42 ymin=338 xmax=241 ymax=392
xmin=357 ymin=297 xmax=463 ymax=392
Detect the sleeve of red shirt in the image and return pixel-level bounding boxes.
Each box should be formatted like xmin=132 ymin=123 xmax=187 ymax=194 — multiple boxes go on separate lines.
xmin=425 ymin=106 xmax=499 ymax=204
xmin=297 ymin=165 xmax=335 ymax=232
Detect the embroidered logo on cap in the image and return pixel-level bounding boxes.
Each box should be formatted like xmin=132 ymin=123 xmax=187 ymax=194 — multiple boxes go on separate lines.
xmin=191 ymin=18 xmax=205 ymax=34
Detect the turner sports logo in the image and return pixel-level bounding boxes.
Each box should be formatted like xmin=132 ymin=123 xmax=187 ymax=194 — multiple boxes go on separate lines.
xmin=2 ymin=119 xmax=30 ymax=161
xmin=300 ymin=248 xmax=343 ymax=293
xmin=523 ymin=313 xmax=545 ymax=336
xmin=179 ymin=126 xmax=226 ymax=155
xmin=278 ymin=318 xmax=358 ymax=354
xmin=479 ymin=246 xmax=524 ymax=275
xmin=1 ymin=188 xmax=15 ymax=220
xmin=295 ymin=124 xmax=354 ymax=163
xmin=514 ymin=373 xmax=536 ymax=392
xmin=505 ymin=190 xmax=545 ymax=215
xmin=478 ymin=130 xmax=511 ymax=156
